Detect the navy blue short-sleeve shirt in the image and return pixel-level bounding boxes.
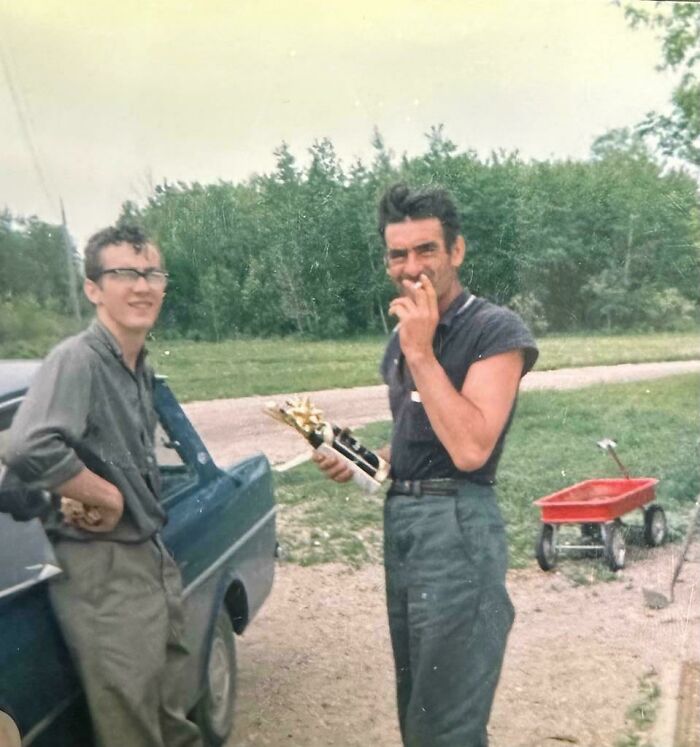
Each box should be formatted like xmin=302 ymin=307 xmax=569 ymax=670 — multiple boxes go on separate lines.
xmin=380 ymin=290 xmax=538 ymax=483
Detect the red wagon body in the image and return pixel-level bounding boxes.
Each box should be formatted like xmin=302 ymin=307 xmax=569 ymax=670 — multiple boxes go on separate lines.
xmin=534 ymin=477 xmax=658 ymax=524
xmin=532 ymin=475 xmax=665 ymax=572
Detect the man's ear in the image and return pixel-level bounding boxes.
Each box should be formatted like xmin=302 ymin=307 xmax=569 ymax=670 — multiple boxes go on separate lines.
xmin=450 ymin=236 xmax=466 ymax=268
xmin=83 ymin=278 xmax=101 ymax=306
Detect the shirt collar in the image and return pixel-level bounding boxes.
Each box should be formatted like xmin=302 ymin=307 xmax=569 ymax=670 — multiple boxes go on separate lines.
xmin=438 ymin=289 xmax=471 ymax=329
xmin=88 ymin=319 xmax=147 ymax=370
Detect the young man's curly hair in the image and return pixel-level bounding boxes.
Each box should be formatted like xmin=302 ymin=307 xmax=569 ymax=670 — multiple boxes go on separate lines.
xmin=84 ymin=223 xmax=158 ymax=281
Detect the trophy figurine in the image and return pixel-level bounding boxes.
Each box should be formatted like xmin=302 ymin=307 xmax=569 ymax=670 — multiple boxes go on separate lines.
xmin=263 ymin=396 xmax=389 ymax=494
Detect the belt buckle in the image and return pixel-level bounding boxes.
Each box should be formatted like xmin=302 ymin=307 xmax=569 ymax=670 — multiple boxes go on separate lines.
xmin=410 ymin=481 xmax=422 ymax=497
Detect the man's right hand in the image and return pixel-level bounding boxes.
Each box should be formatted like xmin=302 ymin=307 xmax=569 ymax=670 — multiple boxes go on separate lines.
xmin=311 ymin=449 xmax=354 ymax=483
xmin=60 ymin=497 xmax=123 ymax=533
xmin=56 ymin=468 xmax=124 ymax=533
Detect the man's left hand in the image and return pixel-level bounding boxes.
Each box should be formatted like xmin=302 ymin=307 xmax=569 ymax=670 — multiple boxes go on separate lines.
xmin=388 ymin=273 xmax=439 ymax=363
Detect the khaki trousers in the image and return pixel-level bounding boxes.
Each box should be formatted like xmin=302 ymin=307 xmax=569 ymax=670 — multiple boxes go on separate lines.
xmin=49 ymin=537 xmax=203 ymax=747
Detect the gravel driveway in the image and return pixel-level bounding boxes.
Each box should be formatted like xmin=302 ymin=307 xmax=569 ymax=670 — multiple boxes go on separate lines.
xmin=184 ymin=359 xmax=700 ymax=468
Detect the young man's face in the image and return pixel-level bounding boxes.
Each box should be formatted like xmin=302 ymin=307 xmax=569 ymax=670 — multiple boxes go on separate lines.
xmin=384 ymin=217 xmax=464 ymax=303
xmin=84 ymin=242 xmax=165 ymax=335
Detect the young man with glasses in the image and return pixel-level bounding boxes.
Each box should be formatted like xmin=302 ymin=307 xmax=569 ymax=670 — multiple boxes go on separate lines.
xmin=314 ymin=183 xmax=538 ymax=746
xmin=5 ymin=225 xmax=203 ymax=747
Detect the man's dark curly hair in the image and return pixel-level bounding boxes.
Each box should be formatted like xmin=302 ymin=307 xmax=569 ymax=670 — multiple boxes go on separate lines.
xmin=377 ymin=183 xmax=461 ymax=251
xmin=84 ymin=223 xmax=160 ymax=281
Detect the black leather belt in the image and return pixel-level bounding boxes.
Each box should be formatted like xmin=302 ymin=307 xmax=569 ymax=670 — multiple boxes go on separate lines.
xmin=388 ymin=478 xmax=468 ymax=497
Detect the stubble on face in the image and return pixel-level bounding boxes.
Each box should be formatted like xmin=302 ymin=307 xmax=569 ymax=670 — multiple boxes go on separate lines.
xmin=384 ymin=218 xmax=462 ymax=307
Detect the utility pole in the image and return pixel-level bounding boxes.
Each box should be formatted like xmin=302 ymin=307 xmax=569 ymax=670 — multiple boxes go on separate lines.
xmin=60 ymin=199 xmax=82 ymax=324
xmin=624 ymin=212 xmax=637 ymax=289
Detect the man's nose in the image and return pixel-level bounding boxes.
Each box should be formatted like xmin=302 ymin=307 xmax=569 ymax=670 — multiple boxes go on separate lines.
xmin=404 ymin=249 xmax=422 ymax=277
xmin=133 ymin=274 xmax=151 ymax=291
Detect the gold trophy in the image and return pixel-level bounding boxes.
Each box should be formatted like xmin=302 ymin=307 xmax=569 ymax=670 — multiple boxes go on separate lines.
xmin=263 ymin=396 xmax=389 ymax=493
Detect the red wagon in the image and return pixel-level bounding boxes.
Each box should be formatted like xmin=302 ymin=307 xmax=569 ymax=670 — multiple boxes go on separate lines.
xmin=532 ymin=441 xmax=667 ymax=571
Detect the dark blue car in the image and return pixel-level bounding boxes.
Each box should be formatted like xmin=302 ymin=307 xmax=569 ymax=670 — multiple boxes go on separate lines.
xmin=0 ymin=361 xmax=276 ymax=746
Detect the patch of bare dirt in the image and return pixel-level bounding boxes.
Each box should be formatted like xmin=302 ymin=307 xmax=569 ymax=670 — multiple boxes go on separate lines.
xmin=229 ymin=542 xmax=700 ymax=747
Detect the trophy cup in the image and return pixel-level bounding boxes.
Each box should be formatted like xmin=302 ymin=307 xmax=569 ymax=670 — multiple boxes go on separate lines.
xmin=263 ymin=396 xmax=389 ymax=494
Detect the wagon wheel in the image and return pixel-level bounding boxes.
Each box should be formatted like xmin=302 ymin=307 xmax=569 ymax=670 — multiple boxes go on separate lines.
xmin=602 ymin=521 xmax=626 ymax=571
xmin=643 ymin=505 xmax=667 ymax=547
xmin=535 ymin=523 xmax=558 ymax=571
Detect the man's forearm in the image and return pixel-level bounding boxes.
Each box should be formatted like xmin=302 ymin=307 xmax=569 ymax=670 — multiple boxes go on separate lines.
xmin=407 ymin=348 xmax=524 ymax=473
xmin=407 ymin=353 xmax=490 ymax=471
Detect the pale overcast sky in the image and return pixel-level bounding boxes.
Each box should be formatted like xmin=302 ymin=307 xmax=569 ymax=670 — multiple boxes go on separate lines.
xmin=0 ymin=0 xmax=679 ymax=250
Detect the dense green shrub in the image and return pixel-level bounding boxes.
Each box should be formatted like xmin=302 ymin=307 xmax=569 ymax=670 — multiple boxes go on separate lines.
xmin=0 ymin=298 xmax=82 ymax=357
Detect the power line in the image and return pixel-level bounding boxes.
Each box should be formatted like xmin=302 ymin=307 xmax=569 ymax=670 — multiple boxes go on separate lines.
xmin=0 ymin=30 xmax=82 ymax=323
xmin=0 ymin=35 xmax=56 ymax=213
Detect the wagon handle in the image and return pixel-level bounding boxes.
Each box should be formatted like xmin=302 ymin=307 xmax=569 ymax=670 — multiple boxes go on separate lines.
xmin=596 ymin=438 xmax=630 ymax=479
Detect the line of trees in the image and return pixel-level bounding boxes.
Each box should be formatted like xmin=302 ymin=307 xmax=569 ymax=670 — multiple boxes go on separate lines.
xmin=122 ymin=127 xmax=698 ymax=339
xmin=2 ymin=126 xmax=699 ymax=343
xmin=0 ymin=212 xmax=85 ymax=352
xmin=3 ymin=3 xmax=699 ymax=347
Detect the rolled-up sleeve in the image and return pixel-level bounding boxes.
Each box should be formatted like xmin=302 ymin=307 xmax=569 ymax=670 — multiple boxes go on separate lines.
xmin=5 ymin=344 xmax=91 ymax=490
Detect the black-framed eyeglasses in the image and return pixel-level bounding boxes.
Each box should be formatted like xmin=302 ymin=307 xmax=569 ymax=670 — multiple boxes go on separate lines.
xmin=95 ymin=268 xmax=169 ymax=288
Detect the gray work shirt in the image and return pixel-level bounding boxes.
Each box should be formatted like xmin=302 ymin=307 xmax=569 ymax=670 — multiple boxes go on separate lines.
xmin=4 ymin=320 xmax=166 ymax=543
xmin=381 ymin=290 xmax=539 ymax=483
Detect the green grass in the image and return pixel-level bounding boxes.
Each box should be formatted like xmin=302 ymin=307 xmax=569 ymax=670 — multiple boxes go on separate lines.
xmin=4 ymin=326 xmax=697 ymax=403
xmin=614 ymin=670 xmax=661 ymax=747
xmin=537 ymin=332 xmax=699 ymax=369
xmin=148 ymin=331 xmax=699 ymax=402
xmin=148 ymin=337 xmax=385 ymax=401
xmin=275 ymin=374 xmax=700 ymax=568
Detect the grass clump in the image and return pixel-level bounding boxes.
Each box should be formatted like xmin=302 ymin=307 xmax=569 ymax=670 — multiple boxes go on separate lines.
xmin=614 ymin=670 xmax=661 ymax=747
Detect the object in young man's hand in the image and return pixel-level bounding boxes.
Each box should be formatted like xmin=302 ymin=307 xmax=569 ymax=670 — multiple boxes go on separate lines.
xmin=263 ymin=396 xmax=389 ymax=493
xmin=60 ymin=497 xmax=103 ymax=527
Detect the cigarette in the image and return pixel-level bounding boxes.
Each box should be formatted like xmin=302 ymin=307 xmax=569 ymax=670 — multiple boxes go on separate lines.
xmin=413 ymin=281 xmax=422 ymax=289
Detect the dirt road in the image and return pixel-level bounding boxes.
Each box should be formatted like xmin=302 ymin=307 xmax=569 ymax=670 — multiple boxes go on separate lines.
xmin=200 ymin=360 xmax=700 ymax=747
xmin=183 ymin=360 xmax=700 ymax=468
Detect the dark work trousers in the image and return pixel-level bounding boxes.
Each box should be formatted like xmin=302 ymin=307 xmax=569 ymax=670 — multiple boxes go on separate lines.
xmin=48 ymin=536 xmax=203 ymax=747
xmin=384 ymin=482 xmax=514 ymax=747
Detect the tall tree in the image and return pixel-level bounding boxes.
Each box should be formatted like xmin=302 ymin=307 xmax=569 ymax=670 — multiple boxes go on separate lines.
xmin=624 ymin=1 xmax=700 ymax=167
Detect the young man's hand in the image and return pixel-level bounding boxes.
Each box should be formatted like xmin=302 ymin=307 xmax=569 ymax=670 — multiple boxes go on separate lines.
xmin=56 ymin=468 xmax=124 ymax=533
xmin=60 ymin=496 xmax=123 ymax=533
xmin=311 ymin=449 xmax=354 ymax=483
